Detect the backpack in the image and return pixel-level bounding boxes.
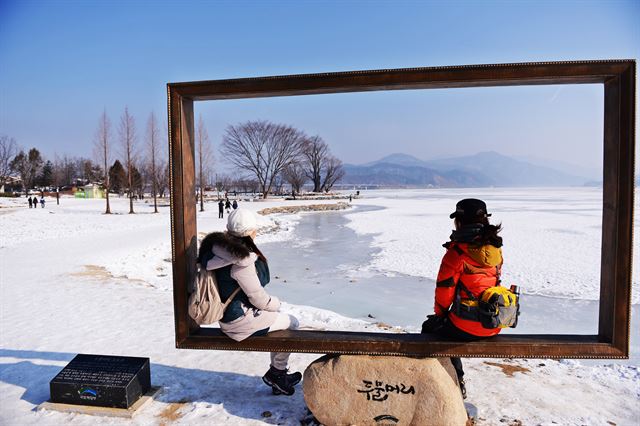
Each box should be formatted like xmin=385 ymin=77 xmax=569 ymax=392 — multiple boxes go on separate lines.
xmin=188 ymin=265 xmax=241 ymax=325
xmin=454 ymin=282 xmax=520 ymax=329
xmin=477 ymin=285 xmax=520 ymax=329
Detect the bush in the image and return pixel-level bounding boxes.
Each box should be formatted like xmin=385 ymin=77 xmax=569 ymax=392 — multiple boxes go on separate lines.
xmin=0 ymin=192 xmax=21 ymax=198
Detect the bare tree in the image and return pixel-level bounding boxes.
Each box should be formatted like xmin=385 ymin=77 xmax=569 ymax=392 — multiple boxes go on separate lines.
xmin=156 ymin=160 xmax=169 ymax=198
xmin=119 ymin=107 xmax=137 ymax=214
xmin=282 ymin=161 xmax=307 ymax=197
xmin=238 ymin=178 xmax=251 ymax=194
xmin=52 ymin=155 xmax=69 ymax=189
xmin=221 ymin=120 xmax=305 ymax=199
xmin=93 ymin=110 xmax=112 ymax=213
xmin=215 ymin=174 xmax=232 ymax=195
xmin=206 ymin=169 xmax=216 ymax=196
xmin=320 ymin=155 xmax=345 ymax=192
xmin=301 ymin=136 xmax=344 ymax=193
xmin=80 ymin=159 xmax=102 ymax=182
xmin=10 ymin=148 xmax=43 ymax=193
xmin=271 ymin=173 xmax=284 ymax=195
xmin=146 ymin=112 xmax=162 ymax=213
xmin=196 ymin=116 xmax=214 ymax=211
xmin=52 ymin=155 xmax=91 ymax=188
xmin=302 ymin=136 xmax=329 ymax=192
xmin=0 ymin=135 xmax=17 ymax=190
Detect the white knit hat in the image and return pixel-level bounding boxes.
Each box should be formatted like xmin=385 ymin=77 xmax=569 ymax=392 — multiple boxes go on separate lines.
xmin=227 ymin=208 xmax=258 ymax=237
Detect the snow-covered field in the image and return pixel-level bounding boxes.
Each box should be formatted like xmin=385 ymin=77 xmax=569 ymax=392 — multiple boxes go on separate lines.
xmin=1 ymin=190 xmax=638 ymax=425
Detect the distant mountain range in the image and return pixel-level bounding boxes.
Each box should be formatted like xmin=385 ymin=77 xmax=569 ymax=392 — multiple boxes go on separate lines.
xmin=342 ymin=151 xmax=592 ymax=187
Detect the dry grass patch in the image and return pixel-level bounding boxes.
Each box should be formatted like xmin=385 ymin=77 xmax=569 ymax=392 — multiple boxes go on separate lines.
xmin=374 ymin=322 xmax=406 ymax=333
xmin=483 ymin=361 xmax=531 ymax=377
xmin=71 ymin=265 xmax=113 ymax=280
xmin=157 ymin=399 xmax=188 ymax=425
xmin=71 ymin=265 xmax=154 ymax=288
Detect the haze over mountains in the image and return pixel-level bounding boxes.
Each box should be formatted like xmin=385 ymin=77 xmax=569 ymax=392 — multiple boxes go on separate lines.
xmin=342 ymin=151 xmax=596 ymax=187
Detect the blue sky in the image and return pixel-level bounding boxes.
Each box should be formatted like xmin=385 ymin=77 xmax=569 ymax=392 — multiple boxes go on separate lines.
xmin=0 ymin=0 xmax=638 ymax=175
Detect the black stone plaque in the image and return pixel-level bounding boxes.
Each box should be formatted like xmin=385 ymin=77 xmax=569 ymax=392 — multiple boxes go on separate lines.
xmin=50 ymin=354 xmax=151 ymax=409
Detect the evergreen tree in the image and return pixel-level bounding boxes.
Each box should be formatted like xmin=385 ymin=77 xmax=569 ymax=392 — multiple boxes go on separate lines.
xmin=109 ymin=160 xmax=126 ymax=194
xmin=130 ymin=165 xmax=143 ymax=198
xmin=38 ymin=160 xmax=54 ymax=187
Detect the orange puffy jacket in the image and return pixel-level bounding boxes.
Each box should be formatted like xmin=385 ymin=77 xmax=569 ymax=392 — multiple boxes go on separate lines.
xmin=434 ymin=241 xmax=503 ymax=337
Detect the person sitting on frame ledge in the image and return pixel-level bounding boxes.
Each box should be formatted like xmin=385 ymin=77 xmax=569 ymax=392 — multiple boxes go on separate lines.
xmin=197 ymin=208 xmax=302 ymax=396
xmin=422 ymin=198 xmax=509 ymax=400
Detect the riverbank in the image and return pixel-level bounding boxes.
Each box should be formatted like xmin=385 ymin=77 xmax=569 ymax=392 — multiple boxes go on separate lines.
xmin=258 ymin=202 xmax=350 ymax=215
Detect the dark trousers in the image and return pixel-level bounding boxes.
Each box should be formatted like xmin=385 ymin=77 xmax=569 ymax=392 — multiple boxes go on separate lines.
xmin=422 ymin=318 xmax=480 ymax=381
xmin=218 ymin=210 xmax=223 ymax=218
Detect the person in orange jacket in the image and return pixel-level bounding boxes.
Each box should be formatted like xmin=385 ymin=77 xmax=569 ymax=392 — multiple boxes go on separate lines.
xmin=422 ymin=198 xmax=503 ymax=399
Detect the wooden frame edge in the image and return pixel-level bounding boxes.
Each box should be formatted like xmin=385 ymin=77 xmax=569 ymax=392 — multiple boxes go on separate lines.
xmin=168 ymin=60 xmax=636 ymax=358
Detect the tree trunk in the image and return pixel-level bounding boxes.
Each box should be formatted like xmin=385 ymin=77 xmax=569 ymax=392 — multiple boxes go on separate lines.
xmin=153 ymin=189 xmax=158 ymax=213
xmin=104 ymin=151 xmax=111 ymax=214
xmin=151 ymin=159 xmax=158 ymax=213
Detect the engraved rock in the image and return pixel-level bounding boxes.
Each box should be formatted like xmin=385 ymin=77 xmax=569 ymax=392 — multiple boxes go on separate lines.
xmin=303 ymin=355 xmax=467 ymax=426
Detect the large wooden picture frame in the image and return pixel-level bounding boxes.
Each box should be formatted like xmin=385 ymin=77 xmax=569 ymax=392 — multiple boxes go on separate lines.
xmin=167 ymin=60 xmax=635 ymax=358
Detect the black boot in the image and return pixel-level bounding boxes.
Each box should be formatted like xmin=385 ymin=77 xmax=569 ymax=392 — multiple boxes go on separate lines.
xmin=262 ymin=366 xmax=302 ymax=396
xmin=458 ymin=378 xmax=467 ymax=400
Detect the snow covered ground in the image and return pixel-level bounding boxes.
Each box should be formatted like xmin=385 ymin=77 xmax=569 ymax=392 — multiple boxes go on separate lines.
xmin=1 ymin=190 xmax=638 ymax=425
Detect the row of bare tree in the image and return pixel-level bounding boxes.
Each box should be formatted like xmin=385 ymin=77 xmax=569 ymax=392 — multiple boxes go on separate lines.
xmin=220 ymin=120 xmax=344 ymax=199
xmin=0 ymin=136 xmax=106 ymax=194
xmin=0 ymin=107 xmax=169 ymax=216
xmin=1 ymin=115 xmax=345 ymax=214
xmin=93 ymin=108 xmax=166 ymax=214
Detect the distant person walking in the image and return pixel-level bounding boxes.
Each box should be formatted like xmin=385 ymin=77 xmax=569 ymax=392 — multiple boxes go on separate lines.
xmin=218 ymin=199 xmax=224 ymax=219
xmin=225 ymin=199 xmax=231 ymax=214
xmin=40 ymin=196 xmax=45 ymax=208
xmin=232 ymin=200 xmax=238 ymax=210
xmin=31 ymin=196 xmax=38 ymax=209
xmin=28 ymin=197 xmax=33 ymax=208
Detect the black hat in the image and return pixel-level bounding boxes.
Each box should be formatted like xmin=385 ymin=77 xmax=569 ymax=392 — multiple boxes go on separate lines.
xmin=449 ymin=198 xmax=492 ymax=221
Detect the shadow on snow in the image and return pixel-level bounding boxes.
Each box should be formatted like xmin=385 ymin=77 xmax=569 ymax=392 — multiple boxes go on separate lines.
xmin=0 ymin=348 xmax=303 ymax=422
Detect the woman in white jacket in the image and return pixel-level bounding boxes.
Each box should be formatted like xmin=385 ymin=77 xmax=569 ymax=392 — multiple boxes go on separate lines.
xmin=198 ymin=208 xmax=301 ymax=396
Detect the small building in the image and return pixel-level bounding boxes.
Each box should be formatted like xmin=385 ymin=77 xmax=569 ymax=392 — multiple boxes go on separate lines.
xmin=0 ymin=176 xmax=22 ymax=193
xmin=75 ymin=184 xmax=104 ymax=199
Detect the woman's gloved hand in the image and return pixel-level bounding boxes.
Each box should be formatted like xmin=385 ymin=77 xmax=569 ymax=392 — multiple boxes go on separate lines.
xmin=421 ymin=314 xmax=445 ymax=334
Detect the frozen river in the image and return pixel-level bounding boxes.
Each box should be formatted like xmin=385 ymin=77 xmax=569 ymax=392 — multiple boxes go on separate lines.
xmin=263 ymin=205 xmax=639 ymax=365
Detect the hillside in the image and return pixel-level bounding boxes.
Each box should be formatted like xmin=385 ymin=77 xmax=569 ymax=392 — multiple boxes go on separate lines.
xmin=342 ymin=151 xmax=588 ymax=187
